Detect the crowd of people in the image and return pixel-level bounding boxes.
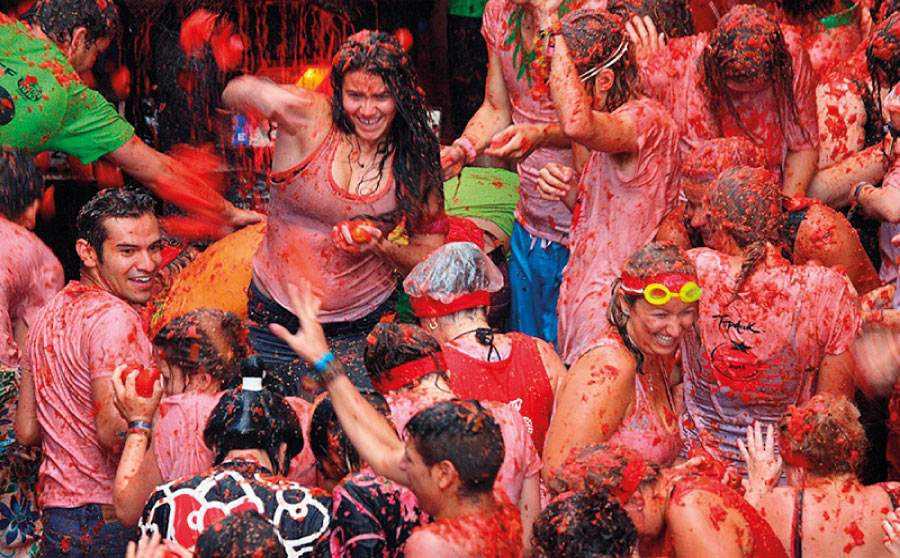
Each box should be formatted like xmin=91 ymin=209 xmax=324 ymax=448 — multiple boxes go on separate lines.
xmin=3 ymin=0 xmax=900 ymax=556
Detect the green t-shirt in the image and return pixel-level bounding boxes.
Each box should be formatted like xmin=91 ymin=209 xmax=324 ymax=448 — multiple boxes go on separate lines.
xmin=0 ymin=16 xmax=133 ymax=163
xmin=444 ymin=167 xmax=520 ymax=237
xmin=447 ymin=0 xmax=488 ymax=18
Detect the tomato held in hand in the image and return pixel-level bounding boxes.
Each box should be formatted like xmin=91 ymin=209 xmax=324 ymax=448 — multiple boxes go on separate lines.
xmin=120 ymin=365 xmax=161 ymax=398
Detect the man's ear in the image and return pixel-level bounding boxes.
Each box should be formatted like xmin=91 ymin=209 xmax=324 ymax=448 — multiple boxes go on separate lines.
xmin=75 ymin=238 xmax=99 ymax=269
xmin=66 ymin=27 xmax=89 ymax=59
xmin=17 ymin=199 xmax=40 ymax=230
xmin=435 ymin=459 xmax=458 ymax=491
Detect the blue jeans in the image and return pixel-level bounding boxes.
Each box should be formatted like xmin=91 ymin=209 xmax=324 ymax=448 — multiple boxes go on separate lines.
xmin=247 ymin=282 xmax=378 ymax=401
xmin=509 ymin=222 xmax=569 ymax=348
xmin=41 ymin=505 xmax=137 ymax=558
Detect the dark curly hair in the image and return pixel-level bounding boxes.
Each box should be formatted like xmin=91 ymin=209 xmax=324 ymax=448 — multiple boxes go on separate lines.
xmin=607 ymin=0 xmax=694 ymax=39
xmin=0 ymin=147 xmax=43 ymax=221
xmin=561 ymin=9 xmax=641 ymax=113
xmin=533 ymin=486 xmax=637 ymax=558
xmin=153 ymin=308 xmax=249 ymax=389
xmin=704 ymin=166 xmax=785 ymax=298
xmin=330 ymin=30 xmax=443 ymax=228
xmin=701 ymin=5 xmax=809 ymax=147
xmin=194 ymin=510 xmax=287 ymax=558
xmin=22 ymin=0 xmax=120 ymax=46
xmin=405 ymin=400 xmax=504 ymax=497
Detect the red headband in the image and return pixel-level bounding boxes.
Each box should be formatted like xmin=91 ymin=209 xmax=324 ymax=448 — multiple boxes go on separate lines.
xmin=372 ymin=353 xmax=447 ymax=393
xmin=409 ymin=291 xmax=490 ymax=318
xmin=620 ymin=272 xmax=695 ymax=293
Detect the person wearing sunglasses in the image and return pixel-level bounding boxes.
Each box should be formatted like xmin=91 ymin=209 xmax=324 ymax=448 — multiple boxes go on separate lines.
xmin=543 ymin=242 xmax=697 ymax=480
xmin=680 ymin=166 xmax=860 ymax=475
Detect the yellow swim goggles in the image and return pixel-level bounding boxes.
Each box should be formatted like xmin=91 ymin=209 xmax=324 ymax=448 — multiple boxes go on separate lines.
xmin=620 ymin=273 xmax=702 ymax=306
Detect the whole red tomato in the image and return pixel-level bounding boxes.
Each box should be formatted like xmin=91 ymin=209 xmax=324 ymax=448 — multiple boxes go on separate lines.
xmin=120 ymin=365 xmax=161 ymax=398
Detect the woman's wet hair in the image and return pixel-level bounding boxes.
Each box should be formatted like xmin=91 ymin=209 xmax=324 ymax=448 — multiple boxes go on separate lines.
xmin=363 ymin=322 xmax=444 ymax=388
xmin=867 ymin=12 xmax=900 ymax=160
xmin=22 ymin=0 xmax=120 ymax=46
xmin=405 ymin=400 xmax=504 ymax=498
xmin=607 ymin=0 xmax=694 ymax=39
xmin=779 ymin=0 xmax=835 ymax=21
xmin=704 ymin=166 xmax=784 ymax=298
xmin=194 ymin=510 xmax=287 ymax=558
xmin=0 ymin=147 xmax=44 ymax=221
xmin=607 ymin=242 xmax=697 ymax=372
xmin=330 ymin=30 xmax=442 ymax=229
xmin=203 ymin=356 xmax=304 ymax=476
xmin=533 ymin=486 xmax=637 ymax=558
xmin=780 ymin=393 xmax=868 ymax=475
xmin=309 ymin=390 xmax=393 ymax=481
xmin=701 ymin=5 xmax=808 ymax=147
xmin=560 ymin=9 xmax=641 ymax=113
xmin=153 ymin=308 xmax=249 ymax=389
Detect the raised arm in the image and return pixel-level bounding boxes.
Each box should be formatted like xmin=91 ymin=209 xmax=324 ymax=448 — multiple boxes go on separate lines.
xmin=546 ymin=22 xmax=639 ymax=155
xmin=270 ymin=281 xmax=409 ymax=485
xmin=111 ymin=365 xmax=165 ymax=527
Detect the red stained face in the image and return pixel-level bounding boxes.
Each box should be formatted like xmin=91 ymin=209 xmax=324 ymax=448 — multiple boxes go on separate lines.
xmin=341 ymin=70 xmax=397 ymax=145
xmin=86 ymin=214 xmax=163 ymax=305
xmin=625 ymin=295 xmax=698 ymax=356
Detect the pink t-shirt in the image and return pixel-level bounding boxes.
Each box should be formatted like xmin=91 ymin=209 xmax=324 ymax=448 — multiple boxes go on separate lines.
xmin=680 ymin=249 xmax=860 ymax=471
xmin=557 ymin=98 xmax=682 ymax=364
xmin=482 ymin=0 xmax=610 ymax=243
xmin=28 ymin=281 xmax=154 ymax=509
xmin=591 ymin=331 xmax=682 ymax=467
xmin=386 ymin=391 xmax=541 ymax=503
xmin=253 ymin=126 xmax=398 ymax=321
xmin=640 ymin=29 xmax=819 ymax=177
xmin=154 ymin=391 xmax=317 ymax=486
xmin=0 ymin=217 xmax=63 ymax=368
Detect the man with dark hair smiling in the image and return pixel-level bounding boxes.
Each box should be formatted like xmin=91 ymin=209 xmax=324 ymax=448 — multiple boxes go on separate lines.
xmin=23 ymin=188 xmax=162 ymax=557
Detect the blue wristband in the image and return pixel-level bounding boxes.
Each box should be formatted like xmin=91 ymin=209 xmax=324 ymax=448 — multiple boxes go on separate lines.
xmin=314 ymin=351 xmax=335 ymax=372
xmin=127 ymin=420 xmax=152 ymax=431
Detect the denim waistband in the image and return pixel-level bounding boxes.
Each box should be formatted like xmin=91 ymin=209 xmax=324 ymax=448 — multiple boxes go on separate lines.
xmin=247 ymin=281 xmax=397 ymax=338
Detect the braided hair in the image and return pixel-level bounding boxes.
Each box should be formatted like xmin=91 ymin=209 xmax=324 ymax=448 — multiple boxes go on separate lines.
xmin=704 ymin=166 xmax=785 ymax=299
xmin=561 ymin=9 xmax=641 ymax=113
xmin=330 ymin=30 xmax=442 ymax=228
xmin=701 ymin=5 xmax=809 ymax=147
